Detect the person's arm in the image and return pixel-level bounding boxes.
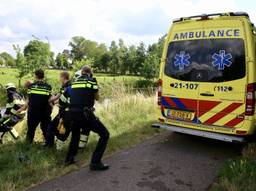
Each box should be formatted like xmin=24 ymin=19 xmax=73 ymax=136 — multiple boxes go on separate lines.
xmin=48 ymin=93 xmax=61 ymax=104
xmin=17 ymin=100 xmax=28 ymax=113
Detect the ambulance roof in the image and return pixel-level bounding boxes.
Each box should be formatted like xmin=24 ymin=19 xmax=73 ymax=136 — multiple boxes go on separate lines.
xmin=173 ymin=12 xmax=251 ymax=24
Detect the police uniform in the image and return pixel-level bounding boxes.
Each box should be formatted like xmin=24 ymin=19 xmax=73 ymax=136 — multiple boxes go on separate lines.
xmin=0 ymin=88 xmax=25 ymax=140
xmin=65 ymin=75 xmax=109 ymax=165
xmin=46 ymin=81 xmax=71 ymax=147
xmin=27 ymin=81 xmax=52 ymax=143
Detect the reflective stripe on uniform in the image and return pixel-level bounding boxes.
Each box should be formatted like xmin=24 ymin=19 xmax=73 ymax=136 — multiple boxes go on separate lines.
xmin=73 ymin=80 xmax=97 ymax=84
xmin=10 ymin=109 xmax=17 ymax=115
xmin=30 ymin=87 xmax=51 ymax=92
xmin=28 ymin=90 xmax=50 ymax=95
xmin=3 ymin=118 xmax=10 ymax=124
xmin=59 ymin=94 xmax=70 ymax=103
xmin=72 ymin=83 xmax=92 ymax=89
xmin=6 ymin=103 xmax=14 ymax=108
xmin=92 ymin=85 xmax=98 ymax=89
xmin=13 ymin=99 xmax=25 ymax=105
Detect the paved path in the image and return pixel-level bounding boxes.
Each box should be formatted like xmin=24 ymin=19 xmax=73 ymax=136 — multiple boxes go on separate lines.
xmin=28 ymin=131 xmax=241 ymax=191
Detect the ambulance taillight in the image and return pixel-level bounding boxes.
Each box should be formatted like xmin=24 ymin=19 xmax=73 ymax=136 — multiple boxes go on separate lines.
xmin=245 ymin=83 xmax=256 ymax=115
xmin=157 ymin=79 xmax=162 ymax=105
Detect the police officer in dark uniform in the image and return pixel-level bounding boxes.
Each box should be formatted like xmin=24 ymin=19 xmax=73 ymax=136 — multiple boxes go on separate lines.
xmin=65 ymin=66 xmax=110 ymax=171
xmin=46 ymin=71 xmax=72 ymax=148
xmin=19 ymin=69 xmax=52 ymax=144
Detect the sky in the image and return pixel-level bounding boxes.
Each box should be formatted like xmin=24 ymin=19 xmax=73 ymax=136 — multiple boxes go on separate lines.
xmin=0 ymin=0 xmax=255 ymax=56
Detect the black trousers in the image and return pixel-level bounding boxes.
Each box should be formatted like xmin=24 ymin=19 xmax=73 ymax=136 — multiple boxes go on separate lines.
xmin=66 ymin=111 xmax=110 ymax=164
xmin=26 ymin=109 xmax=51 ymax=143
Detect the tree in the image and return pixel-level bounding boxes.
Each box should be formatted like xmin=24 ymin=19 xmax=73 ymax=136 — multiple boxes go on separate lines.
xmin=73 ymin=58 xmax=94 ymax=73
xmin=109 ymin=41 xmax=119 ymax=75
xmin=24 ymin=40 xmax=52 ymax=72
xmin=135 ymin=42 xmax=146 ymax=75
xmin=69 ymin=36 xmax=87 ymax=61
xmin=0 ymin=52 xmax=15 ymax=67
xmin=126 ymin=45 xmax=137 ymax=74
xmin=55 ymin=52 xmax=69 ymax=69
xmin=118 ymin=39 xmax=128 ymax=75
xmin=142 ymin=52 xmax=159 ymax=81
xmin=13 ymin=45 xmax=29 ymax=87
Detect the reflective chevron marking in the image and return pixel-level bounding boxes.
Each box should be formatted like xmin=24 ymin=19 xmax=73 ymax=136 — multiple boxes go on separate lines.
xmin=199 ymin=102 xmax=231 ymax=122
xmin=203 ymin=103 xmax=243 ymax=125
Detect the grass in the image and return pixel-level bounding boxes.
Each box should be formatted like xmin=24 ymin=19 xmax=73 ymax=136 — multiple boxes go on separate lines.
xmin=0 ymin=67 xmax=141 ymax=87
xmin=0 ymin=88 xmax=160 ymax=191
xmin=211 ymin=143 xmax=256 ymax=191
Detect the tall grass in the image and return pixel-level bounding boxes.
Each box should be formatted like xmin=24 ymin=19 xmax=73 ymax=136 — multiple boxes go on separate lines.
xmin=0 ymin=85 xmax=159 ymax=191
xmin=212 ymin=143 xmax=256 ymax=191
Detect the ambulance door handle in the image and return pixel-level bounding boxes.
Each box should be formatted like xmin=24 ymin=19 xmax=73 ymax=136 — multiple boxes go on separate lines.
xmin=200 ymin=93 xmax=214 ymax=97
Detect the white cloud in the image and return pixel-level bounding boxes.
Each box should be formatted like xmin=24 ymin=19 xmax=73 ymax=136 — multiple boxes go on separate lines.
xmin=0 ymin=26 xmax=19 ymax=38
xmin=0 ymin=0 xmax=255 ymax=55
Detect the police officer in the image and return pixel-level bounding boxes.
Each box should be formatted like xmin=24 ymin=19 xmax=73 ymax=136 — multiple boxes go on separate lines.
xmin=65 ymin=66 xmax=110 ymax=171
xmin=19 ymin=69 xmax=52 ymax=144
xmin=46 ymin=71 xmax=71 ymax=148
xmin=0 ymin=83 xmax=25 ymax=143
xmin=46 ymin=72 xmax=90 ymax=150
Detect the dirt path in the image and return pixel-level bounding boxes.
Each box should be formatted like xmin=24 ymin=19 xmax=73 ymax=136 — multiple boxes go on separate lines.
xmin=28 ymin=131 xmax=241 ymax=191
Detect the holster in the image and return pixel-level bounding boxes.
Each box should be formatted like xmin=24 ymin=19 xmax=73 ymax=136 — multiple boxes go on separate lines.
xmin=83 ymin=107 xmax=95 ymax=120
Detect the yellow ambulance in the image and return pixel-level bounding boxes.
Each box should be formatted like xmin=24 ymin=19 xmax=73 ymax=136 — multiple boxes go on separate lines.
xmin=155 ymin=12 xmax=256 ymax=142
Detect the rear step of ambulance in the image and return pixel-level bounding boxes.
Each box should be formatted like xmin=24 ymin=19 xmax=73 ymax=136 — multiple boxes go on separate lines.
xmin=152 ymin=123 xmax=246 ymax=143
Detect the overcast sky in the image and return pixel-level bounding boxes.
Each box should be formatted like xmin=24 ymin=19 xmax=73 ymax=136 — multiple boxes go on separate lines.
xmin=0 ymin=0 xmax=255 ymax=55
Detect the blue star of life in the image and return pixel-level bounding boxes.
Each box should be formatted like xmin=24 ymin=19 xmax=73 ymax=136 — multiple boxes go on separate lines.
xmin=174 ymin=51 xmax=191 ymax=70
xmin=212 ymin=50 xmax=232 ymax=70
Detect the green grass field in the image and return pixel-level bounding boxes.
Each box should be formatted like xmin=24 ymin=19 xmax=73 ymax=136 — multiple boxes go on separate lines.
xmin=0 ymin=67 xmax=141 ymax=88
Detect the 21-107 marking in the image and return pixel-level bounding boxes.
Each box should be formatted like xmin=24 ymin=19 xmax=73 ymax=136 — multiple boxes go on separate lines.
xmin=171 ymin=83 xmax=199 ymax=90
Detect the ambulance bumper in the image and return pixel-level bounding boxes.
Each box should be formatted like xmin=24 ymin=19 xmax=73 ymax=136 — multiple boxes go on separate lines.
xmin=152 ymin=123 xmax=246 ymax=143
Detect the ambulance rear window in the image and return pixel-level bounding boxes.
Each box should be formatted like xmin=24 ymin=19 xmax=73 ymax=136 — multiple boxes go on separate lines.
xmin=164 ymin=39 xmax=245 ymax=82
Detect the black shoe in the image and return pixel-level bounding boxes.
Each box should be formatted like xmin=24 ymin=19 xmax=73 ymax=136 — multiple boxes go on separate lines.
xmin=90 ymin=163 xmax=109 ymax=171
xmin=65 ymin=157 xmax=77 ymax=166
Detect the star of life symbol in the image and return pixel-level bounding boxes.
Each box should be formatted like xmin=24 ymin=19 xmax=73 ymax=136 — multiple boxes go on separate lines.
xmin=174 ymin=51 xmax=191 ymax=71
xmin=212 ymin=50 xmax=232 ymax=70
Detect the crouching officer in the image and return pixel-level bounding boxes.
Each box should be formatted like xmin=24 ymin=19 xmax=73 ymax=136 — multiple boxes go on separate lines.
xmin=19 ymin=69 xmax=52 ymax=144
xmin=0 ymin=83 xmax=25 ymax=143
xmin=65 ymin=66 xmax=110 ymax=171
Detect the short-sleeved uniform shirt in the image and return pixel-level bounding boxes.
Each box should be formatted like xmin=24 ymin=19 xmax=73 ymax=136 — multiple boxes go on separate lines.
xmin=69 ymin=75 xmax=98 ymax=111
xmin=28 ymin=81 xmax=52 ymax=112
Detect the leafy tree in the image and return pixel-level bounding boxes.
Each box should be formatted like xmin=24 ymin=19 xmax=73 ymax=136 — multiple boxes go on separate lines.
xmin=23 ymin=40 xmax=52 ymax=72
xmin=13 ymin=45 xmax=29 ymax=87
xmin=69 ymin=36 xmax=87 ymax=61
xmin=118 ymin=39 xmax=128 ymax=74
xmin=126 ymin=45 xmax=137 ymax=74
xmin=73 ymin=58 xmax=94 ymax=73
xmin=55 ymin=52 xmax=69 ymax=69
xmin=92 ymin=43 xmax=108 ymax=72
xmin=109 ymin=41 xmax=119 ymax=75
xmin=142 ymin=52 xmax=159 ymax=81
xmin=135 ymin=42 xmax=146 ymax=75
xmin=0 ymin=52 xmax=15 ymax=67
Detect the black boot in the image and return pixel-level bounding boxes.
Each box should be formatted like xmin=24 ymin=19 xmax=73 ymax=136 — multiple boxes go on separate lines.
xmin=90 ymin=162 xmax=109 ymax=171
xmin=65 ymin=156 xmax=77 ymax=166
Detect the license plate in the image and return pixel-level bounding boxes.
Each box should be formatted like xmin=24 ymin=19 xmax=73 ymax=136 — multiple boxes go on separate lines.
xmin=167 ymin=110 xmax=192 ymax=121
